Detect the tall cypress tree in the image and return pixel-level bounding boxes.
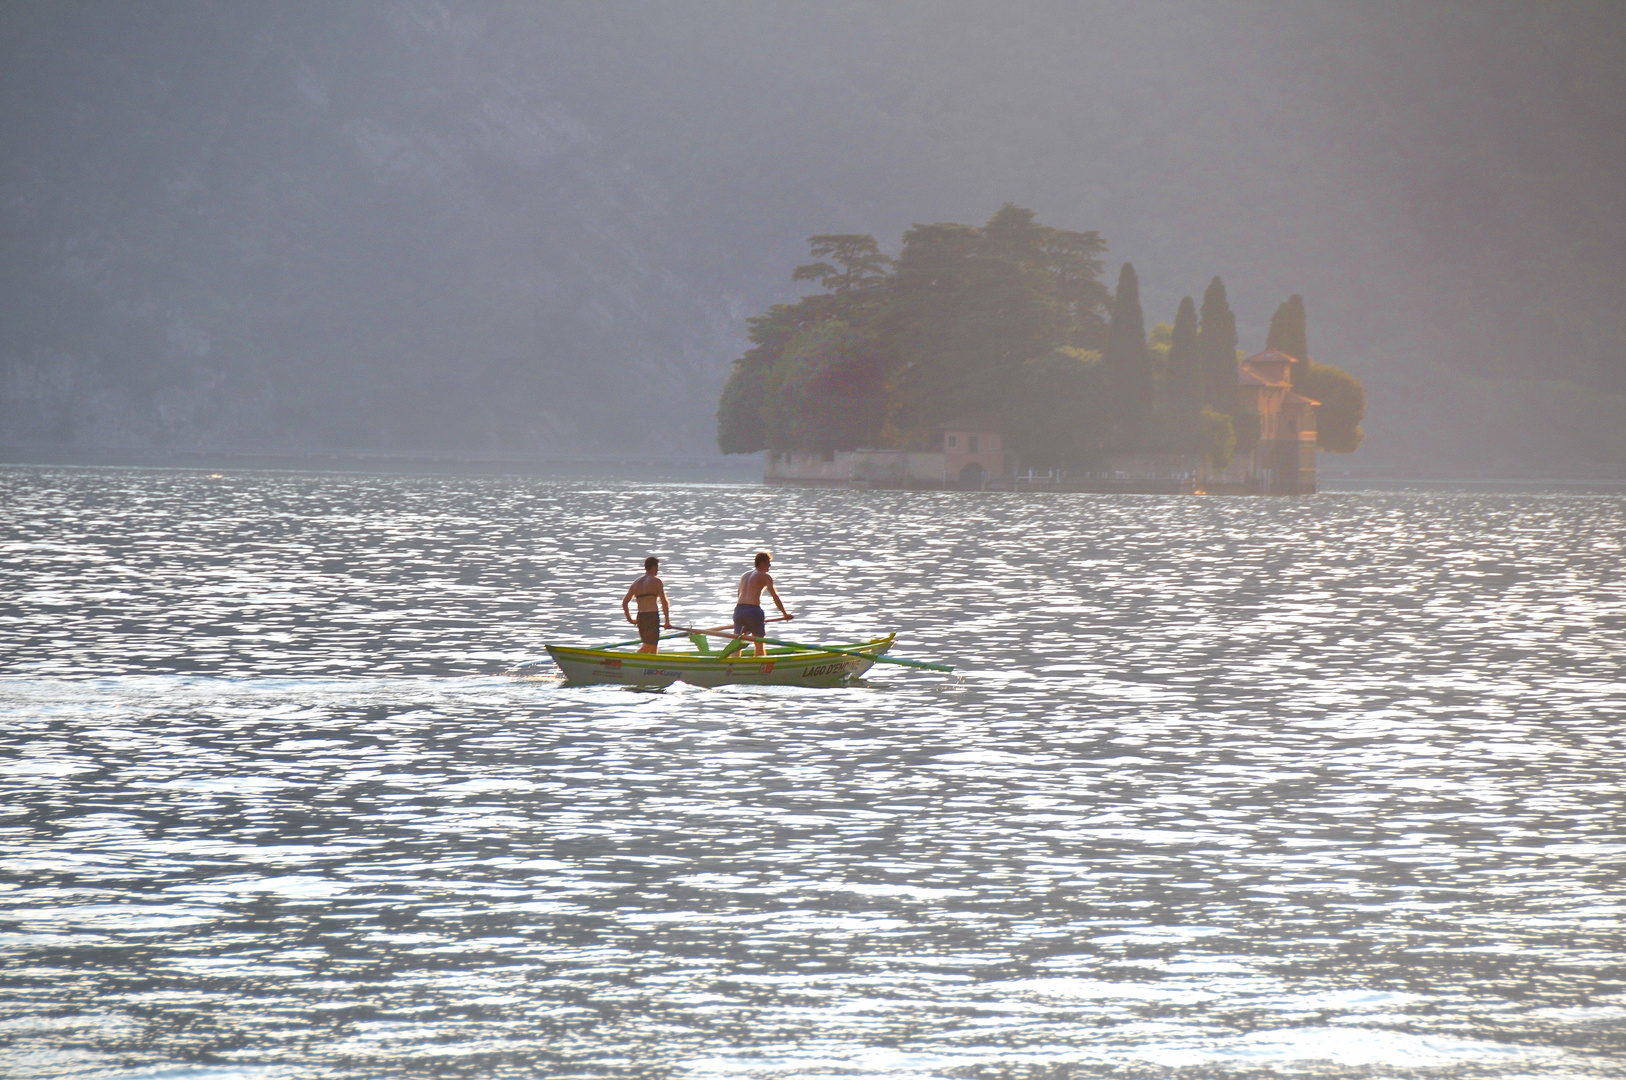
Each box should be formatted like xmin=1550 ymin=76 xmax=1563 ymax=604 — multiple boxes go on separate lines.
xmin=1265 ymin=293 xmax=1308 ymax=383
xmin=1166 ymin=295 xmax=1201 ymax=414
xmin=1198 ymin=276 xmax=1239 ymax=413
xmin=1103 ymin=262 xmax=1152 ymax=421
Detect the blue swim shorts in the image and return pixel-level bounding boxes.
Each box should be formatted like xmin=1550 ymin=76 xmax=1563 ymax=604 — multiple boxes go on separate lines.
xmin=732 ymin=603 xmax=766 ymax=638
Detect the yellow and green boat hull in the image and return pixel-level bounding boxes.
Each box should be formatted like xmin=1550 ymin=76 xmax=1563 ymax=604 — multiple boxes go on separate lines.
xmin=543 ymin=634 xmax=895 ymax=687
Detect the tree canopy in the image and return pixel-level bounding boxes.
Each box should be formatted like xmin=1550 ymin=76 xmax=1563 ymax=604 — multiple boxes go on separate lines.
xmin=718 ymin=205 xmax=1112 ymax=462
xmin=885 ymin=204 xmax=1108 ymax=441
xmin=1300 ymin=360 xmax=1366 ymax=453
xmin=717 ymin=209 xmax=1368 ymax=467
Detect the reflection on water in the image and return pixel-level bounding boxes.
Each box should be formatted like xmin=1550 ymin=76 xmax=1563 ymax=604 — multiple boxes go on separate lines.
xmin=1 ymin=466 xmax=1623 ymax=1079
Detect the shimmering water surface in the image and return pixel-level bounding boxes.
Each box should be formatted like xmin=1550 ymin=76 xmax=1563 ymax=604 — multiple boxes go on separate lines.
xmin=2 ymin=466 xmax=1624 ymax=1079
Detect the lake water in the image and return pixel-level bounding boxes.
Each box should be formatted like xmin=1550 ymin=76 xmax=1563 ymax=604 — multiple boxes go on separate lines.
xmin=2 ymin=466 xmax=1624 ymax=1079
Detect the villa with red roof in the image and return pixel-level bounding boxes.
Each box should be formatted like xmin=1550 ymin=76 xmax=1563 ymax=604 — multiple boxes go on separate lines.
xmin=1225 ymin=347 xmax=1319 ymax=494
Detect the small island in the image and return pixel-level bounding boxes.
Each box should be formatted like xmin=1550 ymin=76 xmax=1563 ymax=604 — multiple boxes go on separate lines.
xmin=717 ymin=205 xmax=1365 ymax=494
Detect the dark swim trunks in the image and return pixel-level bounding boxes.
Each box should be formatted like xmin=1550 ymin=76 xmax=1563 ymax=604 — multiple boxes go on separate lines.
xmin=732 ymin=603 xmax=766 ymax=638
xmin=637 ymin=610 xmax=662 ymax=645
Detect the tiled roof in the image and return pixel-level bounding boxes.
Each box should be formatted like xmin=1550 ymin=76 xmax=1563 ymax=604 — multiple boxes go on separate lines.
xmin=1239 ymin=348 xmax=1297 ymax=388
xmin=1248 ymin=347 xmax=1300 ymax=365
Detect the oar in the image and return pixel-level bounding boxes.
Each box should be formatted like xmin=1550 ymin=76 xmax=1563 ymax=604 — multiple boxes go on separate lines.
xmin=580 ymin=615 xmax=775 ymax=652
xmin=597 ymin=627 xmax=693 ymax=650
xmin=600 ymin=615 xmax=793 ymax=650
xmin=678 ymin=626 xmax=954 ymax=673
xmin=505 ymin=629 xmax=681 ymax=672
xmin=508 ymin=628 xmax=689 ymax=670
xmin=685 ymin=615 xmax=791 ymax=638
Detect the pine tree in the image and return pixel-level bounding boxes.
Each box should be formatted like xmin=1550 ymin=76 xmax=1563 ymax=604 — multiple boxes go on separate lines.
xmin=1198 ymin=276 xmax=1239 ymax=414
xmin=792 ymin=234 xmax=893 ymax=300
xmin=1265 ymin=293 xmax=1308 ymax=383
xmin=1166 ymin=295 xmax=1201 ymax=415
xmin=1103 ymin=262 xmax=1152 ymax=422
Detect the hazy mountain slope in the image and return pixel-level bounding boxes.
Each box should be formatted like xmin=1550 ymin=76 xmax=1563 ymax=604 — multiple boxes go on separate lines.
xmin=1 ymin=1 xmax=1621 ymax=470
xmin=0 ymin=2 xmax=737 ymax=453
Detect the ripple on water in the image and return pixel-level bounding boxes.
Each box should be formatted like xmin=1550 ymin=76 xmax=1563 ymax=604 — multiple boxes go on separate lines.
xmin=1 ymin=468 xmax=1624 ymax=1078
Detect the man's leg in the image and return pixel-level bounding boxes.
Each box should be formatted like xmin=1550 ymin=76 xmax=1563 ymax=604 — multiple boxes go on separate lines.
xmin=747 ymin=607 xmax=768 ymax=656
xmin=722 ymin=605 xmax=749 ymax=658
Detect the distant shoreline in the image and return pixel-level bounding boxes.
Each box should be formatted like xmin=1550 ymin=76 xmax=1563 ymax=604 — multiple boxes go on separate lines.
xmin=0 ymin=444 xmax=761 ymax=481
xmin=2 ymin=446 xmax=1622 ymax=490
xmin=1317 ymin=475 xmax=1626 ymax=491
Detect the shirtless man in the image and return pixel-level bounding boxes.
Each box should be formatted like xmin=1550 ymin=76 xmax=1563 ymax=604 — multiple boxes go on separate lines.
xmin=621 ymin=556 xmax=672 ymax=653
xmin=730 ymin=551 xmax=793 ymax=657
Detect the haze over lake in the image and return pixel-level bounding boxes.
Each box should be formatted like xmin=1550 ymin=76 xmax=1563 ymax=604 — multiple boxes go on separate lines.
xmin=2 ymin=467 xmax=1623 ymax=1077
xmin=2 ymin=1 xmax=1624 ymax=476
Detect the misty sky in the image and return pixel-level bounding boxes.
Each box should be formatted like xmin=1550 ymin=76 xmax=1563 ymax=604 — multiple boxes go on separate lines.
xmin=1 ymin=1 xmax=1622 ymax=471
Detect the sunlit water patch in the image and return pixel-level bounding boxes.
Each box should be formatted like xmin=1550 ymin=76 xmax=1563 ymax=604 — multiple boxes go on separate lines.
xmin=1 ymin=466 xmax=1624 ymax=1078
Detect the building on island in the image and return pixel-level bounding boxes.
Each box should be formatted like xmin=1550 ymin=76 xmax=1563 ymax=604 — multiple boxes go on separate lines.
xmin=763 ymin=354 xmax=1319 ymax=494
xmin=941 ymin=419 xmax=1012 ymax=487
xmin=1204 ymin=348 xmax=1319 ymax=494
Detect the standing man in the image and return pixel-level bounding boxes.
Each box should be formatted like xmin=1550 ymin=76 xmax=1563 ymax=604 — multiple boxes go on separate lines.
xmin=622 ymin=556 xmax=672 ymax=653
xmin=729 ymin=551 xmax=793 ymax=657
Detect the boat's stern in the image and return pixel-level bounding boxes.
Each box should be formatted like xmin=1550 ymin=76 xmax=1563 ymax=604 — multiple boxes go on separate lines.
xmin=544 ymin=645 xmax=685 ymax=686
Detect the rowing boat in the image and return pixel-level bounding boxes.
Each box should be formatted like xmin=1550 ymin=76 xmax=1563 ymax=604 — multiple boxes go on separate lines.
xmin=542 ymin=633 xmax=897 ymax=687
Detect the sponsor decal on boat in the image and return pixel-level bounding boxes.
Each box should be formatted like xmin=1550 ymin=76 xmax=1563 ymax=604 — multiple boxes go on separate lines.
xmin=600 ymin=657 xmax=622 ymax=667
xmin=800 ymin=662 xmax=851 ymax=678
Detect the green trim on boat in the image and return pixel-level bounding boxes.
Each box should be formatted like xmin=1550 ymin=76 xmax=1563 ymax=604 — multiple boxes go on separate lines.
xmin=538 ymin=634 xmax=901 ymax=687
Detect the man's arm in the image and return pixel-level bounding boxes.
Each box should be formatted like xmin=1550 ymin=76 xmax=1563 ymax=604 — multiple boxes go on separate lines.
xmin=621 ymin=583 xmax=637 ymax=624
xmin=658 ymin=582 xmax=672 ymax=627
xmin=765 ymin=578 xmax=792 ymax=620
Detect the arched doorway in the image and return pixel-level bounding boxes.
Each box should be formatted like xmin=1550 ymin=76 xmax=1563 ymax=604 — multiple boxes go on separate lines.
xmin=958 ymin=461 xmax=984 ymax=489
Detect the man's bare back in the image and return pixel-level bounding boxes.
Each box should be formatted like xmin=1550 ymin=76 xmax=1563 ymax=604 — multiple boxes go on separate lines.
xmin=629 ymin=573 xmax=664 ymax=612
xmin=736 ymin=568 xmax=775 ymax=606
xmin=621 ymin=557 xmax=672 ymax=653
xmin=729 ymin=552 xmax=791 ymax=657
